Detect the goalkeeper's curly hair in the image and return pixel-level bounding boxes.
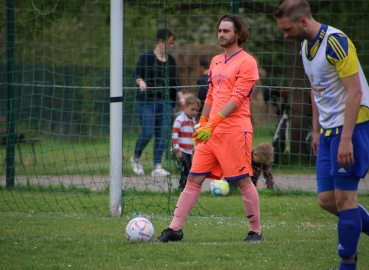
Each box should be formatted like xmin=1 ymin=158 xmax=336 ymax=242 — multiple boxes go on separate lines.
xmin=215 ymin=14 xmax=250 ymax=46
xmin=255 ymin=142 xmax=274 ymax=163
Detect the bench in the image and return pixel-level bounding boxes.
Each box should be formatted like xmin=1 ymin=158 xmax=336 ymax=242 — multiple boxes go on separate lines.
xmin=0 ymin=115 xmax=5 ymax=135
xmin=1 ymin=136 xmax=40 ymax=165
xmin=0 ymin=115 xmax=40 ymax=165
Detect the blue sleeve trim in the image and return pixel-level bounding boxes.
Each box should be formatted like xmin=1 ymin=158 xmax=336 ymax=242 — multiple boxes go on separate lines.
xmin=327 ymin=34 xmax=348 ymax=60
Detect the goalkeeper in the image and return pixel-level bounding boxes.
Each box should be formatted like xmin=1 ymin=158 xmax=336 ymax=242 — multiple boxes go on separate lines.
xmin=156 ymin=14 xmax=263 ymax=243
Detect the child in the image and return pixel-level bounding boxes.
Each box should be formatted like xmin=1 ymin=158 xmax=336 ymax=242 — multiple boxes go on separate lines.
xmin=172 ymin=95 xmax=201 ymax=189
xmin=252 ymin=142 xmax=275 ymax=189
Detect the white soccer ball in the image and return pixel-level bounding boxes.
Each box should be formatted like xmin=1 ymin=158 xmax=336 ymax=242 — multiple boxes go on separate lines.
xmin=210 ymin=179 xmax=230 ymax=197
xmin=125 ymin=217 xmax=155 ymax=242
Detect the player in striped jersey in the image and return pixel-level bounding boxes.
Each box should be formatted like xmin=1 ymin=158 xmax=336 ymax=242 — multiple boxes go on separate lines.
xmin=172 ymin=95 xmax=201 ymax=189
xmin=276 ymin=1 xmax=369 ymax=269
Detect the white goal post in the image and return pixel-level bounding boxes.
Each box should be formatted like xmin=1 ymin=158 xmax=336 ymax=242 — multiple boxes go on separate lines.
xmin=109 ymin=0 xmax=123 ymax=217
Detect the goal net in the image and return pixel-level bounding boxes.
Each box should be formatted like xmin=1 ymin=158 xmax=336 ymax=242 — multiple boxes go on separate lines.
xmin=0 ymin=0 xmax=368 ymax=214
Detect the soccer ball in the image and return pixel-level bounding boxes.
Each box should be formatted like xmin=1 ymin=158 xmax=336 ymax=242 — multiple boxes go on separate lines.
xmin=210 ymin=179 xmax=230 ymax=197
xmin=125 ymin=217 xmax=155 ymax=242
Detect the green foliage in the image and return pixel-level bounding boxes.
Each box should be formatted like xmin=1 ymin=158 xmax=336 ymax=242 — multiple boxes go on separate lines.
xmin=0 ymin=1 xmax=106 ymax=35
xmin=2 ymin=1 xmax=368 ymax=81
xmin=2 ymin=0 xmax=369 ymax=139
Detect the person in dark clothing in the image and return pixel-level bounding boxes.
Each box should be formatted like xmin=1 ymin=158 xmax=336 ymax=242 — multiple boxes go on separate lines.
xmin=131 ymin=28 xmax=186 ymax=177
xmin=196 ymin=59 xmax=209 ymax=119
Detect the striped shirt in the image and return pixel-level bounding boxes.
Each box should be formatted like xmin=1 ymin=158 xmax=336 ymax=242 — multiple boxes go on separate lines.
xmin=251 ymin=151 xmax=274 ymax=183
xmin=172 ymin=112 xmax=197 ymax=155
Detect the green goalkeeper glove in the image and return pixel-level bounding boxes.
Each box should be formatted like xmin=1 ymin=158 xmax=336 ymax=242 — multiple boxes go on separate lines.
xmin=192 ymin=112 xmax=225 ymax=144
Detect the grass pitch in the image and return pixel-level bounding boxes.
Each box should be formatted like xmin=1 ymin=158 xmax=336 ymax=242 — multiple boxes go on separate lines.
xmin=1 ymin=191 xmax=369 ymax=269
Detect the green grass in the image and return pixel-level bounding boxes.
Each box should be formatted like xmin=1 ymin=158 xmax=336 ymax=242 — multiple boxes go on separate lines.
xmin=1 ymin=191 xmax=369 ymax=269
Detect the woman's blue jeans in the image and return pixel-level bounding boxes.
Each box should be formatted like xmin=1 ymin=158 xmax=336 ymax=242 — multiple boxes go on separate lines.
xmin=133 ymin=99 xmax=172 ymax=166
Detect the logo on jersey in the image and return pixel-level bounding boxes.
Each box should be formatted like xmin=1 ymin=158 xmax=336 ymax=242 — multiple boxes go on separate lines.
xmin=338 ymin=168 xmax=346 ymax=173
xmin=310 ymin=74 xmax=326 ymax=94
xmin=212 ymin=74 xmax=230 ymax=93
xmin=238 ymin=166 xmax=246 ymax=172
xmin=312 ymin=85 xmax=326 ymax=94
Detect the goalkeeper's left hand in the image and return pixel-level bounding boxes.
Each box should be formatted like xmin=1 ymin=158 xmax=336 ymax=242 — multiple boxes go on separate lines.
xmin=194 ymin=115 xmax=208 ymax=131
xmin=192 ymin=112 xmax=225 ymax=144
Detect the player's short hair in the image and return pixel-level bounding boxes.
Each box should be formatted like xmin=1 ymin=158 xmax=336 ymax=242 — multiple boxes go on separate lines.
xmin=156 ymin=28 xmax=175 ymax=41
xmin=255 ymin=142 xmax=274 ymax=163
xmin=275 ymin=0 xmax=312 ymax=23
xmin=216 ymin=14 xmax=250 ymax=46
xmin=185 ymin=95 xmax=201 ymax=108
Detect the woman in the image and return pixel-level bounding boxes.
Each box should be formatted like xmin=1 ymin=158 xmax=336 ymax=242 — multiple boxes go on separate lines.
xmin=131 ymin=28 xmax=185 ymax=177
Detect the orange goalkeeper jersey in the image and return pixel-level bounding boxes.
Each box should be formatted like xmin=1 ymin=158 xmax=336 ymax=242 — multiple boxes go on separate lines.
xmin=205 ymin=49 xmax=259 ymax=133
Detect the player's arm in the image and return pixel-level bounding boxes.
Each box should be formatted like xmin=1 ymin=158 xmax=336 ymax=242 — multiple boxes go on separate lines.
xmin=339 ymin=73 xmax=362 ymax=168
xmin=218 ymin=100 xmax=238 ymax=117
xmin=311 ymin=90 xmax=320 ymax=156
xmin=200 ymin=103 xmax=211 ymax=120
xmin=327 ymin=33 xmax=361 ymax=168
xmin=218 ymin=57 xmax=259 ymax=118
xmin=229 ymin=57 xmax=259 ymax=110
xmin=194 ymin=99 xmax=238 ymax=136
xmin=193 ymin=86 xmax=236 ymax=142
xmin=326 ymin=34 xmax=358 ymax=77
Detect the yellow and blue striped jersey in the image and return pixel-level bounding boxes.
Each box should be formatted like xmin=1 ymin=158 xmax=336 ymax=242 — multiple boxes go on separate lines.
xmin=303 ymin=24 xmax=359 ymax=78
xmin=301 ymin=24 xmax=369 ymax=131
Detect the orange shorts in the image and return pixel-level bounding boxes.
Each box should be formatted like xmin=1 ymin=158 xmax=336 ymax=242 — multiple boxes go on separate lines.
xmin=190 ymin=132 xmax=253 ymax=180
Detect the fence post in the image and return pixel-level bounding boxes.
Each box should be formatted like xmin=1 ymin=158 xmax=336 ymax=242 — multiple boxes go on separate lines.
xmin=6 ymin=0 xmax=16 ymax=188
xmin=230 ymin=0 xmax=239 ymax=14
